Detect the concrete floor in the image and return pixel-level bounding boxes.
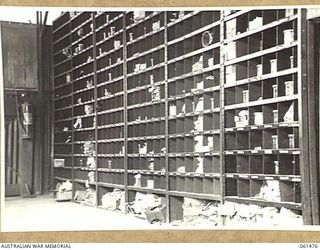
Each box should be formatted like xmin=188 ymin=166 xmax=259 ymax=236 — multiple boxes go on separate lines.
xmin=2 ymin=195 xmax=169 ymax=232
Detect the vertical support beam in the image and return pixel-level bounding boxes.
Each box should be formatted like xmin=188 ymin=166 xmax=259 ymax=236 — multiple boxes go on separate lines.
xmin=298 ymin=8 xmax=313 ymax=225
xmin=219 ymin=10 xmax=226 ymax=204
xmin=92 ymin=11 xmax=99 ymax=206
xmin=70 ymin=13 xmax=75 ymax=201
xmin=123 ymin=12 xmax=129 ymax=206
xmin=49 ymin=22 xmax=55 ymax=194
xmin=34 ymin=11 xmax=42 ymax=195
xmin=163 ymin=11 xmax=170 ymax=222
xmin=0 ymin=22 xmax=6 ymax=216
xmin=306 ymin=17 xmax=320 ymax=225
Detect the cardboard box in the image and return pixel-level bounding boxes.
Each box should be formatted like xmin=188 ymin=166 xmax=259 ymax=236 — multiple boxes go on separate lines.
xmin=285 ymin=81 xmax=294 ymax=96
xmin=54 ymin=159 xmax=65 ymax=168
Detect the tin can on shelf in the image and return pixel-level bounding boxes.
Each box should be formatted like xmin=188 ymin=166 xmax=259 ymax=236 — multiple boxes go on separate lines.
xmin=208 ymin=57 xmax=214 ymax=67
xmin=274 ymin=161 xmax=279 ymax=174
xmin=256 ymin=64 xmax=263 ymax=76
xmin=66 ymin=73 xmax=71 ymax=83
xmin=211 ymin=97 xmax=215 ymax=109
xmin=254 ymin=112 xmax=263 ymax=125
xmin=108 ymin=160 xmax=112 ymax=169
xmin=129 ymin=33 xmax=134 ymax=41
xmin=270 ymin=59 xmax=277 ymax=73
xmin=272 ymin=84 xmax=278 ymax=98
xmin=150 ymin=75 xmax=154 ymax=85
xmin=288 ymin=134 xmax=295 ymax=148
xmin=290 ymin=56 xmax=294 ymax=68
xmin=242 ymin=90 xmax=249 ymax=103
xmin=285 ymin=81 xmax=294 ymax=96
xmin=272 ymin=135 xmax=278 ymax=149
xmin=273 ymin=110 xmax=279 ymax=123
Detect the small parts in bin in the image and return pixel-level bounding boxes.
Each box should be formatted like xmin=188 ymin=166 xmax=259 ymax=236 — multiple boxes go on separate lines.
xmin=192 ymin=55 xmax=203 ymax=72
xmin=149 ymin=85 xmax=160 ymax=101
xmin=62 ymin=47 xmax=72 ymax=58
xmin=234 ymin=110 xmax=249 ymax=127
xmin=104 ymin=88 xmax=112 ymax=97
xmin=138 ymin=142 xmax=147 ymax=154
xmin=83 ymin=141 xmax=95 ymax=155
xmin=86 ymin=80 xmax=93 ymax=88
xmin=73 ymin=118 xmax=82 ymax=129
xmin=65 ymin=135 xmax=72 ymax=143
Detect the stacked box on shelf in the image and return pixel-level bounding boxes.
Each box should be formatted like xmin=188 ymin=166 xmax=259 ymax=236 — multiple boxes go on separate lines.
xmin=223 ymin=9 xmax=301 ymax=211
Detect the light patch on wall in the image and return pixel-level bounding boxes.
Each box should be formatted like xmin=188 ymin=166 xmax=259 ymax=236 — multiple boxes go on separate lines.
xmin=0 ymin=7 xmax=61 ymax=25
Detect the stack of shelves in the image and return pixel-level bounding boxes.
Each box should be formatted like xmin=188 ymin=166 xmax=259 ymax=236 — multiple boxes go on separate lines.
xmin=53 ymin=9 xmax=304 ymax=224
xmin=53 ymin=12 xmax=73 ymax=187
xmin=95 ymin=11 xmax=126 ymax=207
xmin=125 ymin=11 xmax=167 ymax=205
xmin=166 ymin=11 xmax=222 ymax=220
xmin=223 ymin=9 xmax=301 ymax=210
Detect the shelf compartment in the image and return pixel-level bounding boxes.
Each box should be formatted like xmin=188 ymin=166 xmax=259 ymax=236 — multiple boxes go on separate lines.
xmin=97 ymin=156 xmax=125 ymax=170
xmin=73 ymin=130 xmax=96 ymax=143
xmin=237 ymin=179 xmax=250 ymax=197
xmin=97 ymin=185 xmax=125 ymax=208
xmin=99 ymin=172 xmax=124 ymax=186
xmin=54 ymin=167 xmax=72 ymax=180
xmin=224 ymin=13 xmax=298 ymax=44
xmin=98 ymin=126 xmax=124 ymax=140
xmin=225 ymin=178 xmax=238 ymax=196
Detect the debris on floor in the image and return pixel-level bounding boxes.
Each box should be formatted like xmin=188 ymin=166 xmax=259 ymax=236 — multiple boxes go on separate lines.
xmin=74 ymin=188 xmax=97 ymax=206
xmin=126 ymin=192 xmax=166 ymax=223
xmin=177 ymin=198 xmax=219 ymax=226
xmin=217 ymin=202 xmax=303 ymax=227
xmin=55 ymin=180 xmax=72 ymax=201
xmin=101 ymin=189 xmax=125 ymax=212
xmin=171 ymin=199 xmax=302 ymax=227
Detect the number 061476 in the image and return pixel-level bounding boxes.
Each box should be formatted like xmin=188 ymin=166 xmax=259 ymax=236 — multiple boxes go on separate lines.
xmin=300 ymin=244 xmax=319 ymax=248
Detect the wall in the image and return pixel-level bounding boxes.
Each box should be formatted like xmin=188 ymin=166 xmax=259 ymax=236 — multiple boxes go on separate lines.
xmin=1 ymin=20 xmax=53 ymax=196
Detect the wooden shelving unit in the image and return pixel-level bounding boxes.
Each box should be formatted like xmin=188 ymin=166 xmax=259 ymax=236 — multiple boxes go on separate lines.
xmin=53 ymin=9 xmax=305 ymax=224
